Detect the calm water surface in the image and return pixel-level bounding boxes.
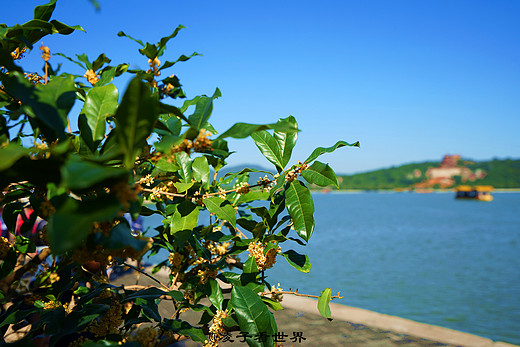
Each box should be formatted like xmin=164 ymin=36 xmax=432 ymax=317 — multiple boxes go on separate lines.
xmin=269 ymin=192 xmax=520 ymax=345
xmin=145 ymin=192 xmax=520 ymax=344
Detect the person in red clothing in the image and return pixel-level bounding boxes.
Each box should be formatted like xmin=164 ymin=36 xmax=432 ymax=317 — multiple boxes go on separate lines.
xmin=6 ymin=206 xmax=46 ymax=245
xmin=15 ymin=207 xmax=39 ymax=236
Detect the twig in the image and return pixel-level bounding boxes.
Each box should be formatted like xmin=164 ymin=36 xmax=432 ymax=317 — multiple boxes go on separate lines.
xmin=119 ymin=262 xmax=169 ymax=290
xmin=259 ymin=289 xmax=343 ymax=300
xmin=122 ymin=284 xmax=158 ymax=291
xmin=0 ymin=248 xmax=51 ymax=294
xmin=141 ymin=181 xmax=273 ymax=200
xmin=224 ymin=256 xmax=243 ymax=269
xmin=44 ymin=62 xmax=48 ymax=84
xmin=141 ymin=188 xmax=185 ymax=198
xmin=66 ymin=114 xmax=72 ymax=133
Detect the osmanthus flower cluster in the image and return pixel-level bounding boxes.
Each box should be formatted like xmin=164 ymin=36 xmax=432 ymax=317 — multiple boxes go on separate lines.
xmin=0 ymin=1 xmax=358 ymax=346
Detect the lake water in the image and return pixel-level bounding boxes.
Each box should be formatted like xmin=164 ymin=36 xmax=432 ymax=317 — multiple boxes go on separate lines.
xmin=144 ymin=192 xmax=520 ymax=345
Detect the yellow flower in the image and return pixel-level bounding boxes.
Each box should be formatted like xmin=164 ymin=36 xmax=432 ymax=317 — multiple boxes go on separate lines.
xmin=0 ymin=237 xmax=12 ymax=260
xmin=127 ymin=327 xmax=159 ymax=347
xmin=247 ymin=241 xmax=281 ymax=271
xmin=84 ymin=69 xmax=100 ymax=85
xmin=40 ymin=44 xmax=50 ymax=61
xmin=207 ymin=309 xmax=228 ymax=344
xmin=11 ymin=47 xmax=27 ymax=60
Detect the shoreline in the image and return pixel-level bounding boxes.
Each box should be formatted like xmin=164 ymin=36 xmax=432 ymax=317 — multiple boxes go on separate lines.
xmin=113 ymin=270 xmax=519 ymax=347
xmin=312 ymin=188 xmax=520 ymax=193
xmin=281 ymin=294 xmax=518 ymax=347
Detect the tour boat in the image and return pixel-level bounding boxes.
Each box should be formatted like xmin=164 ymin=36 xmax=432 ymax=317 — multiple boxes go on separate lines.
xmin=455 ymin=185 xmax=493 ymax=201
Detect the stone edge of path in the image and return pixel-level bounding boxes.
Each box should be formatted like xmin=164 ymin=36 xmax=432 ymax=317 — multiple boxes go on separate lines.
xmin=143 ymin=268 xmax=518 ymax=347
xmin=279 ymin=294 xmax=518 ymax=347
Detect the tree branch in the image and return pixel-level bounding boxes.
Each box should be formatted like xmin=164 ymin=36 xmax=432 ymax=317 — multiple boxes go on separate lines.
xmin=259 ymin=289 xmax=343 ymax=300
xmin=0 ymin=248 xmax=51 ymax=294
xmin=119 ymin=262 xmax=170 ymax=290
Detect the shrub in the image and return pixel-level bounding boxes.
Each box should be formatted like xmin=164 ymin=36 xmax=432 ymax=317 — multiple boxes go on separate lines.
xmin=0 ymin=1 xmax=359 ymax=346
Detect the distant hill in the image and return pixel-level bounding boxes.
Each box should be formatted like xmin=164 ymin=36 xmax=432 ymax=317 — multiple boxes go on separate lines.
xmin=215 ymin=158 xmax=520 ymax=191
xmin=336 ymin=157 xmax=520 ymax=190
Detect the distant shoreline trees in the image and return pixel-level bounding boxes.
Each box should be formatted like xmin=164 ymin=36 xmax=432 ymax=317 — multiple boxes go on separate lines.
xmin=333 ymin=158 xmax=520 ymax=191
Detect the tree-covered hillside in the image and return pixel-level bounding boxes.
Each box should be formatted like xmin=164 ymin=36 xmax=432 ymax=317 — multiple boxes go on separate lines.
xmin=336 ymin=158 xmax=520 ymax=190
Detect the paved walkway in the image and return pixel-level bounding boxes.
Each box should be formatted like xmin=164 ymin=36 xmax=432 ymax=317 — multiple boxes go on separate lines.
xmin=112 ymin=271 xmax=518 ymax=347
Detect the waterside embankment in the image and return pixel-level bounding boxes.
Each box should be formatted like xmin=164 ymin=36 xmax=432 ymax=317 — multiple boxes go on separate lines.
xmin=112 ymin=269 xmax=518 ymax=347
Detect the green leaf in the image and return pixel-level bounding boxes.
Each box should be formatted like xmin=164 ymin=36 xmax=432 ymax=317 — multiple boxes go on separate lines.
xmin=61 ymin=155 xmax=128 ymax=191
xmin=0 ymin=143 xmax=31 ymax=171
xmin=159 ymin=102 xmax=189 ymax=123
xmin=318 ymin=288 xmax=332 ymax=320
xmin=34 ymin=0 xmax=57 ymax=22
xmin=175 ymin=151 xmax=193 ymax=183
xmin=79 ymin=84 xmax=118 ymax=150
xmin=251 ymin=130 xmax=284 ymax=171
xmin=14 ymin=235 xmax=36 ymax=254
xmin=48 ymin=20 xmax=85 ymax=35
xmin=88 ymin=0 xmax=101 ymax=11
xmin=274 ymin=116 xmax=298 ymax=168
xmin=48 ymin=196 xmax=122 ymax=254
xmin=172 ymin=182 xmax=194 ymax=193
xmin=157 ymin=25 xmax=186 ymax=57
xmin=154 ymin=158 xmax=179 ymax=172
xmin=217 ymin=117 xmax=299 ymax=140
xmin=170 ymin=201 xmax=199 ymax=234
xmin=282 ymin=250 xmax=311 ymax=273
xmin=92 ymin=53 xmax=111 ymax=72
xmin=162 ymin=319 xmax=206 ymax=342
xmin=285 ymin=180 xmax=315 ymax=241
xmin=158 ymin=116 xmax=181 ymax=136
xmin=301 ymin=161 xmax=339 ymax=188
xmin=0 ymin=72 xmax=75 ymax=141
xmin=96 ymin=66 xmax=117 ymax=86
xmin=1 ymin=202 xmax=24 ymax=231
xmin=0 ymin=47 xmax=23 ymax=73
xmin=305 ymin=140 xmax=360 ymax=164
xmin=36 ymin=73 xmax=76 ymax=125
xmin=231 ymin=286 xmax=277 ymax=347
xmin=115 ymin=77 xmax=159 ymax=168
xmin=76 ymin=53 xmax=92 ymax=70
xmin=0 ymin=248 xmax=17 ymax=279
xmin=235 ymin=190 xmax=269 ymax=205
xmin=117 ymin=31 xmax=145 ymax=47
xmin=192 ymin=156 xmax=210 ymax=189
xmin=135 ymin=297 xmax=161 ymax=322
xmin=53 ymin=52 xmax=86 ymax=69
xmin=207 ymin=278 xmax=224 ymax=310
xmin=122 ymin=287 xmax=167 ymax=302
xmin=243 ymin=256 xmax=259 ymax=274
xmin=139 ymin=42 xmax=158 ymax=59
xmin=187 ymin=88 xmax=221 ymax=130
xmin=105 ymin=223 xmax=147 ymax=251
xmin=203 ymin=196 xmax=236 ymax=228
xmin=262 ymin=297 xmax=284 ymax=311
xmin=269 ymin=174 xmax=286 ymax=199
xmin=159 ymin=52 xmax=200 ymax=71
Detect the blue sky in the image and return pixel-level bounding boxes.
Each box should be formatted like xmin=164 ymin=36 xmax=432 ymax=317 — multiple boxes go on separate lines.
xmin=3 ymin=0 xmax=519 ymax=174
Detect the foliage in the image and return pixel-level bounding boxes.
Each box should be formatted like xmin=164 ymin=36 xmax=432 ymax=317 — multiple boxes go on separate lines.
xmin=336 ymin=162 xmax=437 ymax=190
xmin=463 ymin=159 xmax=520 ymax=188
xmin=0 ymin=2 xmax=358 ymax=346
xmin=336 ymin=159 xmax=520 ymax=190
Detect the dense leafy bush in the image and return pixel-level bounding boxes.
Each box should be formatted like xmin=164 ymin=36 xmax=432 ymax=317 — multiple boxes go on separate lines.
xmin=0 ymin=1 xmax=358 ymax=346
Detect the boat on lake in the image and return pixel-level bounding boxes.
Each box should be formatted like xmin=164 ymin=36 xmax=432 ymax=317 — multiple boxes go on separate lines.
xmin=455 ymin=185 xmax=493 ymax=201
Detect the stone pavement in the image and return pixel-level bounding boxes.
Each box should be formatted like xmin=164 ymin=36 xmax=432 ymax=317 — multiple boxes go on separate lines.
xmin=112 ymin=271 xmax=518 ymax=347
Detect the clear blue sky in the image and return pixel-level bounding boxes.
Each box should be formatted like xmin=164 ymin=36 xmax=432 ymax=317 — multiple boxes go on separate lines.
xmin=3 ymin=0 xmax=519 ymax=174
